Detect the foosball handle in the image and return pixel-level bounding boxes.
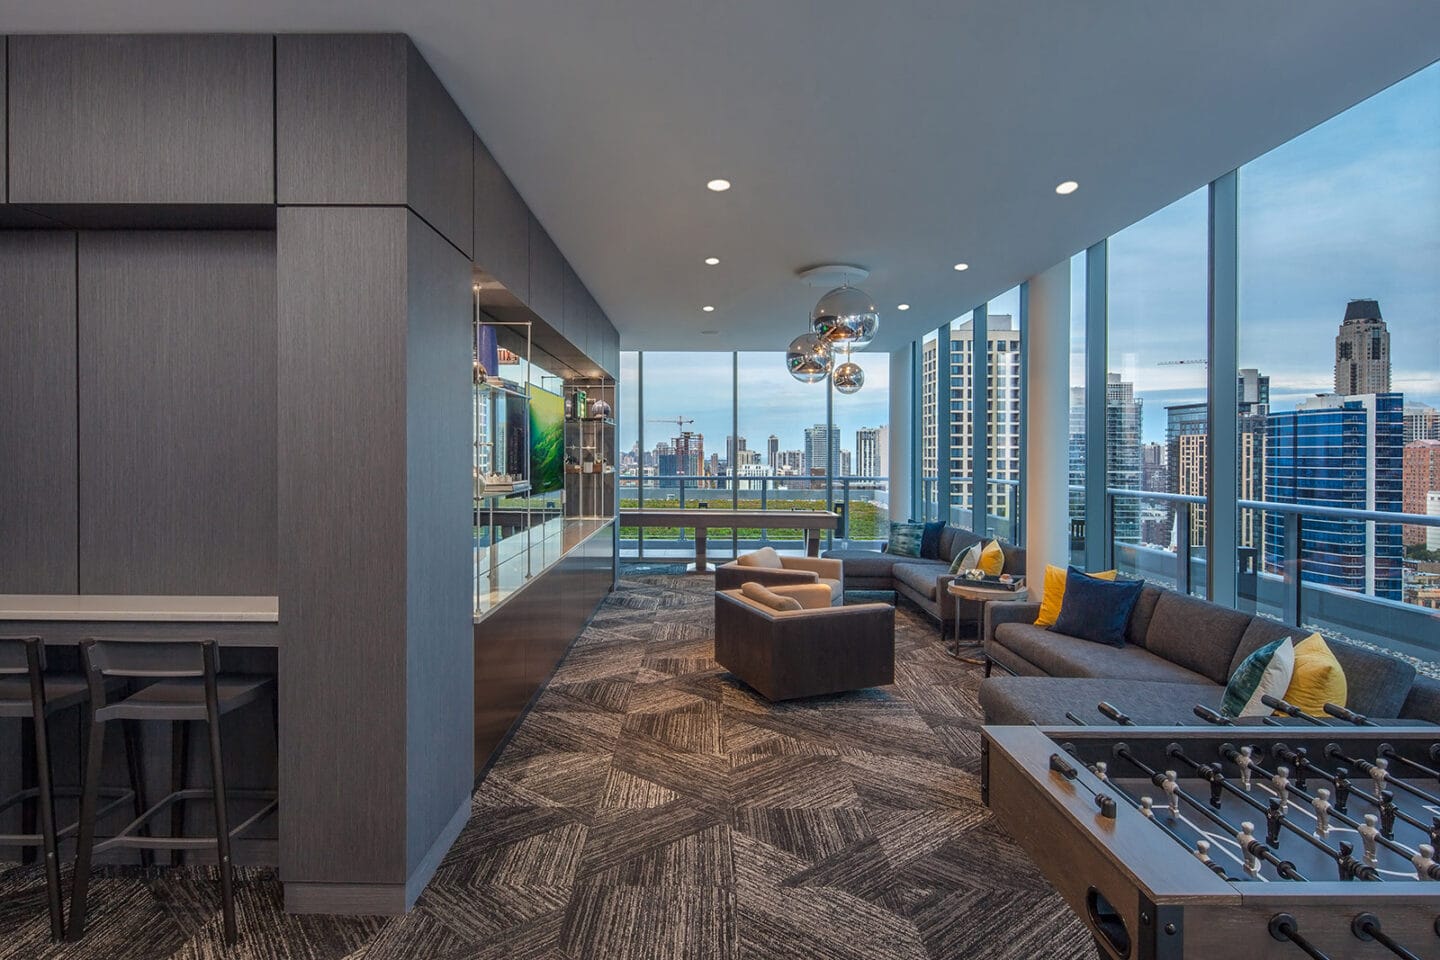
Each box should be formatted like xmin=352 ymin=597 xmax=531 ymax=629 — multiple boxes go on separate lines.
xmin=1097 ymin=702 xmax=1133 ymax=726
xmin=1323 ymin=703 xmax=1374 ymax=726
xmin=1351 ymin=912 xmax=1426 ymax=959
xmin=1193 ymin=704 xmax=1233 ymax=726
xmin=1094 ymin=793 xmax=1116 ymax=820
xmin=1049 ymin=753 xmax=1079 ymax=781
xmin=1268 ymin=914 xmax=1334 ymax=960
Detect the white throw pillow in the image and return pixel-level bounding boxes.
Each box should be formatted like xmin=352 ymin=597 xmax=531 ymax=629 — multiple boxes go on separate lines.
xmin=1223 ymin=638 xmax=1297 ymax=718
xmin=948 ymin=541 xmax=982 ymax=576
xmin=737 ymin=546 xmax=784 ymax=569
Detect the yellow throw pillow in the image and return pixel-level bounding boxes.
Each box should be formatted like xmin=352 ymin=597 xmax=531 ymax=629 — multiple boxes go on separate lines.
xmin=977 ymin=539 xmax=1006 ymax=577
xmin=1035 ymin=564 xmax=1117 ymax=627
xmin=1280 ymin=633 xmax=1346 ymax=716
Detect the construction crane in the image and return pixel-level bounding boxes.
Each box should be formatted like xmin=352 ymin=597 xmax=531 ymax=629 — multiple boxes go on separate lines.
xmin=647 ymin=417 xmax=695 ymax=429
xmin=1157 ymin=359 xmax=1208 ymax=366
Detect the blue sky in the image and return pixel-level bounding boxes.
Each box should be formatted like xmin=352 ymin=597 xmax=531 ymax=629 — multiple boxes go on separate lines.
xmin=621 ymin=60 xmax=1440 ymax=454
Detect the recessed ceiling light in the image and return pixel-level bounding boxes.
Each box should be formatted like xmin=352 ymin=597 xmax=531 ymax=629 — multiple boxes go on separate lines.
xmin=953 ymin=263 xmax=969 ymax=272
xmin=702 ymin=305 xmax=715 ymax=312
xmin=706 ymin=179 xmax=731 ymax=192
xmin=1055 ymin=180 xmax=1079 ymax=195
xmin=897 ymin=303 xmax=910 ymax=311
xmin=704 ymin=257 xmax=720 ymax=265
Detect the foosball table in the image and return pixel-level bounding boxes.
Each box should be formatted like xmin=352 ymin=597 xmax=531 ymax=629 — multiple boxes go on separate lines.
xmin=983 ymin=701 xmax=1440 ymax=959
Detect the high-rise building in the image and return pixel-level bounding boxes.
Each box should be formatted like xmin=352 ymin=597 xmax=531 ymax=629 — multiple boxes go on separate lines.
xmin=655 ymin=431 xmax=703 ymax=487
xmin=855 ymin=427 xmax=883 ymax=478
xmin=839 ymin=450 xmax=852 ymax=478
xmin=1106 ymin=373 xmax=1143 ymax=544
xmin=1264 ymin=392 xmax=1404 ymax=600
xmin=1429 ymin=492 xmax=1440 ymax=553
xmin=767 ymin=435 xmax=780 ymax=469
xmin=1068 ymin=387 xmax=1086 ymax=530
xmin=1165 ymin=403 xmax=1208 ymax=547
xmin=1403 ymin=440 xmax=1440 ymax=546
xmin=919 ymin=316 xmax=1024 ymax=525
xmin=1141 ymin=442 xmax=1167 ymax=492
xmin=1405 ymin=402 xmax=1440 ymax=443
xmin=727 ymin=435 xmax=747 ymax=466
xmin=775 ymin=449 xmax=804 ymax=475
xmin=1333 ymin=299 xmax=1390 ymax=396
xmin=803 ymin=423 xmax=838 ymax=480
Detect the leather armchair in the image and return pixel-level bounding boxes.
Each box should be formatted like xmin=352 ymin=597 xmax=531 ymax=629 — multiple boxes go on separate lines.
xmin=715 ymin=553 xmax=844 ymax=605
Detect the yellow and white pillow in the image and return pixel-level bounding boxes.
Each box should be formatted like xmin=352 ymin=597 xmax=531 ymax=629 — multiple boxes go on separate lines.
xmin=1280 ymin=633 xmax=1347 ymax=716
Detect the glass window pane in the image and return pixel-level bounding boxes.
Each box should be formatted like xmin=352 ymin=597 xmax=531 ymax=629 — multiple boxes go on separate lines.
xmin=920 ymin=330 xmax=940 ymax=521
xmin=1107 ymin=186 xmax=1209 ymax=593
xmin=1069 ymin=250 xmax=1088 ymax=565
xmin=986 ymin=287 xmax=1023 ymax=542
xmin=945 ymin=313 xmax=974 ymax=527
xmin=1238 ymin=61 xmax=1440 ymax=669
xmin=736 ymin=351 xmax=829 ymax=553
xmin=618 ymin=351 xmax=640 ymax=556
xmin=831 ymin=357 xmax=890 ymax=548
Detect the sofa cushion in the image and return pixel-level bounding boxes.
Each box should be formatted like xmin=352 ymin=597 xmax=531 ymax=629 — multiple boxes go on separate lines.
xmin=993 ymin=623 xmax=1211 ymax=683
xmin=942 ymin=527 xmax=983 ymax=564
xmin=999 ymin=542 xmax=1026 ymax=576
xmin=818 ymin=578 xmax=843 ymax=603
xmin=1401 ymin=674 xmax=1440 ymax=723
xmin=737 ymin=546 xmax=784 ymax=569
xmin=1035 ymin=564 xmax=1116 ymax=628
xmin=1144 ymin=591 xmax=1252 ymax=684
xmin=739 ymin=582 xmax=802 ymax=611
xmin=1050 ymin=569 xmax=1143 ymax=647
xmin=1281 ymin=634 xmax=1348 ymax=716
xmin=977 ymin=540 xmax=1006 ymax=576
xmin=822 ymin=549 xmax=906 ymax=580
xmin=979 ymin=677 xmax=1222 ymax=726
xmin=1126 ymin=585 xmax=1164 ymax=649
xmin=1221 ymin=638 xmax=1296 ymax=718
xmin=892 ymin=561 xmax=949 ymax=601
xmin=1228 ymin=618 xmax=1416 ymax=719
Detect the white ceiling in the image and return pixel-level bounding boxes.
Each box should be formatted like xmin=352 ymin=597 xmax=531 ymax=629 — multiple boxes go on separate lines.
xmin=7 ymin=2 xmax=1439 ymax=352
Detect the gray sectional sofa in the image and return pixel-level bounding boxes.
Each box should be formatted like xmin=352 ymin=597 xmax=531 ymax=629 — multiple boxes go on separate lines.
xmin=824 ymin=525 xmax=1025 ymax=637
xmin=978 ymin=583 xmax=1440 ymax=725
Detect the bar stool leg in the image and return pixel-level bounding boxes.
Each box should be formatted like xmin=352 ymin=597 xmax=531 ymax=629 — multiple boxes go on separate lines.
xmin=31 ymin=706 xmax=66 ymax=939
xmin=121 ymin=718 xmax=152 ymax=868
xmin=204 ymin=696 xmax=237 ymax=944
xmin=66 ymin=713 xmax=107 ymax=941
xmin=170 ymin=720 xmax=190 ymax=867
xmin=20 ymin=716 xmax=37 ymax=865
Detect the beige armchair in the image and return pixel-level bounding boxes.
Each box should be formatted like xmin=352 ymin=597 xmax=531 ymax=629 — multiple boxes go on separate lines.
xmin=715 ymin=547 xmax=843 ymax=605
xmin=713 ymin=583 xmax=894 ymax=701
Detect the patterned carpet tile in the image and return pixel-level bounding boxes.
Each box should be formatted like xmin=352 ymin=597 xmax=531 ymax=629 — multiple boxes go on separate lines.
xmin=0 ymin=573 xmax=1096 ymax=960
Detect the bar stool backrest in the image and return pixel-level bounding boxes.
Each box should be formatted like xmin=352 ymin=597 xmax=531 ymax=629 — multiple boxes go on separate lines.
xmin=82 ymin=638 xmax=214 ymax=679
xmin=0 ymin=636 xmax=44 ymax=675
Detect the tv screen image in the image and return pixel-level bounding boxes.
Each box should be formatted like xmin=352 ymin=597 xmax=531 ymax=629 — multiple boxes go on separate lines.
xmin=529 ymin=386 xmax=565 ymax=494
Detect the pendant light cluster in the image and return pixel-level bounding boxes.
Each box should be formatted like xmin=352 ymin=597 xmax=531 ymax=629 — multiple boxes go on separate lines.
xmin=786 ymin=265 xmax=879 ymax=393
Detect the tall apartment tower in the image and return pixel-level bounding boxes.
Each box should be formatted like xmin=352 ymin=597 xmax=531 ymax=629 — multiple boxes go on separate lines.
xmin=1403 ymin=439 xmax=1440 ymax=546
xmin=766 ymin=435 xmax=780 ymax=468
xmin=1264 ymin=392 xmax=1403 ymax=600
xmin=1333 ymin=299 xmax=1390 ymax=396
xmin=803 ymin=423 xmax=839 ymax=479
xmin=855 ymin=427 xmax=883 ymax=478
xmin=1106 ymin=373 xmax=1144 ymax=544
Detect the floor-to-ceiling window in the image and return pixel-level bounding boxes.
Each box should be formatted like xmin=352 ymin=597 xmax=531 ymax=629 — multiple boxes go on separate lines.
xmin=1237 ymin=60 xmax=1440 ymax=663
xmin=1106 ymin=186 xmax=1210 ymax=593
xmin=736 ymin=351 xmax=830 ymax=554
xmin=831 ymin=355 xmax=891 ymax=548
xmin=1068 ymin=251 xmax=1088 ymax=565
xmin=618 ymin=350 xmax=641 ymax=556
xmin=985 ymin=287 xmax=1024 ymax=542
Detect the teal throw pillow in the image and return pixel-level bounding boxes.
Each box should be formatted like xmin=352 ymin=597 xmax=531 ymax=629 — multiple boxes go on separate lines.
xmin=1220 ymin=638 xmax=1296 ymax=718
xmin=887 ymin=522 xmax=923 ymax=558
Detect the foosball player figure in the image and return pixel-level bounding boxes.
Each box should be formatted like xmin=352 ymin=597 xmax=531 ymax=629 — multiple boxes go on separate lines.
xmin=1200 ymin=763 xmax=1224 ymax=808
xmin=1337 ymin=841 xmax=1362 ymax=881
xmin=1237 ymin=745 xmax=1254 ymax=791
xmin=1272 ymin=765 xmax=1290 ymax=807
xmin=1359 ymin=814 xmax=1381 ymax=865
xmin=1093 ymin=760 xmax=1108 ymax=782
xmin=1237 ymin=821 xmax=1261 ymax=876
xmin=1334 ymin=767 xmax=1352 ymax=814
xmin=1139 ymin=796 xmax=1154 ymax=820
xmin=1370 ymin=757 xmax=1389 ymax=800
xmin=1414 ymin=844 xmax=1437 ymax=881
xmin=1311 ymin=788 xmax=1331 ymax=837
xmin=1430 ymin=816 xmax=1440 ymax=850
xmin=1378 ymin=790 xmax=1396 ymax=840
xmin=1265 ymin=798 xmax=1285 ymax=847
xmin=1162 ymin=770 xmax=1181 ymax=819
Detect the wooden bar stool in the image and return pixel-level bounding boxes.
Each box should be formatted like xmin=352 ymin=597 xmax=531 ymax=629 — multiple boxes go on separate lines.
xmin=67 ymin=638 xmax=277 ymax=945
xmin=0 ymin=637 xmax=141 ymax=941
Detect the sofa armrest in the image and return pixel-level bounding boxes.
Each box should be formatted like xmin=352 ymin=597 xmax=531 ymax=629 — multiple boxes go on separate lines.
xmin=782 ymin=556 xmax=843 ymax=580
xmin=984 ymin=601 xmax=1041 ymax=646
xmin=770 ymin=583 xmax=836 ymax=610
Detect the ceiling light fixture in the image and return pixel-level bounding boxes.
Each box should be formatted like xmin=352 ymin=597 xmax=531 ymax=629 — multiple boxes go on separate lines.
xmin=1055 ymin=180 xmax=1079 ymax=195
xmin=704 ymin=257 xmax=720 ymax=265
xmin=701 ymin=329 xmax=719 ymax=335
xmin=953 ymin=263 xmax=969 ymax=272
xmin=702 ymin=305 xmax=715 ymax=312
xmin=706 ymin=179 xmax=731 ymax=192
xmin=897 ymin=303 xmax=910 ymax=311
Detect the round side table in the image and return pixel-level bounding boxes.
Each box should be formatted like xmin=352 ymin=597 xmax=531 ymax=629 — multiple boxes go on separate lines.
xmin=945 ymin=579 xmax=1027 ymax=665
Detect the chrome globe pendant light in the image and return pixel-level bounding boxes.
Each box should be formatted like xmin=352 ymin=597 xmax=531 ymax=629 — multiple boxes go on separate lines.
xmin=786 ymin=264 xmax=877 ymax=391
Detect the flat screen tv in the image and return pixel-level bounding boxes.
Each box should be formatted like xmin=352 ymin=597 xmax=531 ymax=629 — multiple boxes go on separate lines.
xmin=529 ymin=386 xmax=565 ymax=494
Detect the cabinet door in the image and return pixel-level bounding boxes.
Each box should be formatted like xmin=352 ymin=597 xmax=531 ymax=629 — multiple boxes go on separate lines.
xmin=9 ymin=35 xmax=273 ymax=204
xmin=527 ymin=214 xmax=564 ymax=325
xmin=473 ymin=136 xmax=530 ymax=301
xmin=406 ymin=45 xmax=474 ymax=259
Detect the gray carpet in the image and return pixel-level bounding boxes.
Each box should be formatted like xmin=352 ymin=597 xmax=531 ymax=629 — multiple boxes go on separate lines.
xmin=0 ymin=573 xmax=1095 ymax=959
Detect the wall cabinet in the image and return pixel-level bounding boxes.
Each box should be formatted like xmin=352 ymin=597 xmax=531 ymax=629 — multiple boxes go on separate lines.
xmin=527 ymin=214 xmax=565 ymax=325
xmin=473 ymin=137 xmax=530 ymax=300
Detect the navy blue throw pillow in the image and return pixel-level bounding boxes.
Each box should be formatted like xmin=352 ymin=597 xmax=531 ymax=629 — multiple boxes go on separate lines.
xmin=919 ymin=521 xmax=946 ymax=560
xmin=1050 ymin=567 xmax=1144 ymax=648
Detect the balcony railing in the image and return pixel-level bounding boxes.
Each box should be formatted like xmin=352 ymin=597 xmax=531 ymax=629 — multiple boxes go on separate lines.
xmin=1094 ymin=487 xmax=1440 ymax=669
xmin=918 ymin=475 xmax=1021 ymax=542
xmin=617 ymin=474 xmax=890 ymax=557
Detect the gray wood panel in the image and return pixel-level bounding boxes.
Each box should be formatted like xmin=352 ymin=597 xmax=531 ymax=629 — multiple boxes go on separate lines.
xmin=472 ymin=136 xmax=530 ymax=301
xmin=276 ymin=35 xmax=408 ymax=205
xmin=78 ymin=231 xmax=277 ymax=596
xmin=1 ymin=40 xmax=7 ymax=199
xmin=403 ymin=212 xmax=475 ymax=874
xmin=527 ymin=213 xmax=564 ymax=324
xmin=277 ymin=206 xmax=409 ymax=883
xmin=405 ymin=46 xmax=474 ymax=259
xmin=561 ymin=262 xmax=582 ymax=345
xmin=8 ymin=35 xmax=273 ymax=204
xmin=0 ymin=232 xmax=78 ymax=593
